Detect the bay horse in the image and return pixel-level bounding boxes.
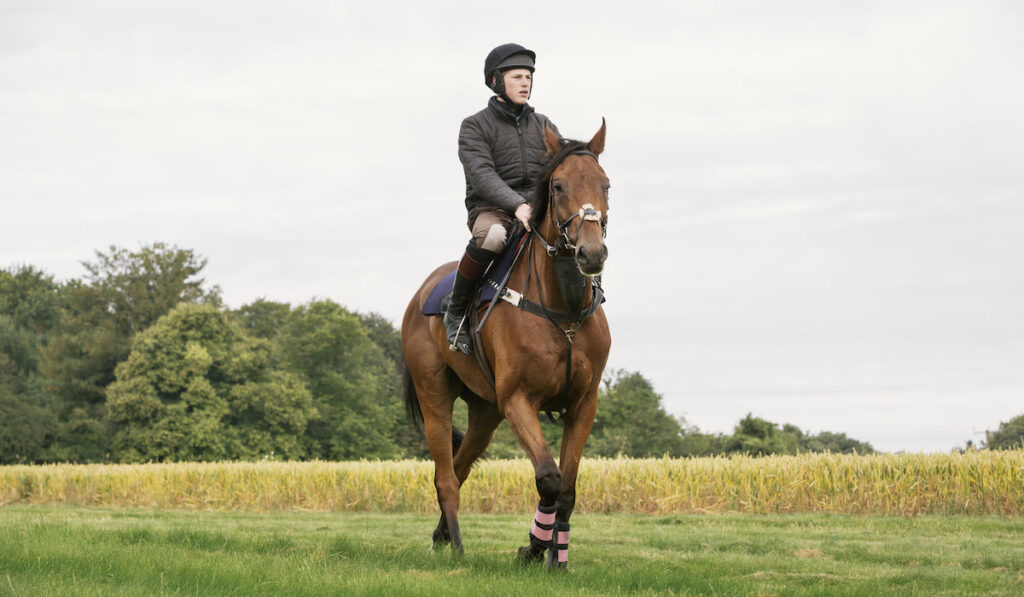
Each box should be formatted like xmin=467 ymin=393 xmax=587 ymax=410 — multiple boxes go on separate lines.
xmin=401 ymin=121 xmax=610 ymax=569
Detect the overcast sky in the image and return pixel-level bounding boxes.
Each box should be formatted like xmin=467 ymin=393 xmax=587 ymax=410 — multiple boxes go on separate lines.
xmin=3 ymin=1 xmax=1022 ymax=452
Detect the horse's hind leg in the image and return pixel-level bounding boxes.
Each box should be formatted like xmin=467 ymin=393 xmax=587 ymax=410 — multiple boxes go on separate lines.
xmin=430 ymin=421 xmax=463 ymax=547
xmin=433 ymin=389 xmax=503 ymax=545
xmin=416 ymin=375 xmax=464 ymax=555
xmin=453 ymin=392 xmax=503 ymax=483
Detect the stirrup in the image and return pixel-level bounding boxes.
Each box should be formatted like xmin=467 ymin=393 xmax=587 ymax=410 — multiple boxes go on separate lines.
xmin=444 ymin=311 xmax=473 ymax=355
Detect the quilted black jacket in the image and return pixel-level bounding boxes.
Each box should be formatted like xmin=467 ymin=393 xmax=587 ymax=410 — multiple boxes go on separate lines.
xmin=459 ymin=97 xmax=559 ymax=220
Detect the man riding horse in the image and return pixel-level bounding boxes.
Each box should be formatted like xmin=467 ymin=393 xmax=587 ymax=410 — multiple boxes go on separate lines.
xmin=403 ymin=42 xmax=610 ymax=570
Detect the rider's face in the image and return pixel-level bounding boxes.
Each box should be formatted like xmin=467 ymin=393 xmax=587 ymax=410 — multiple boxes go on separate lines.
xmin=499 ymin=69 xmax=532 ymax=104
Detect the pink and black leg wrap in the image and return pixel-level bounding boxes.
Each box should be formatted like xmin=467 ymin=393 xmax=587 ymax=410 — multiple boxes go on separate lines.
xmin=529 ymin=502 xmax=557 ymax=547
xmin=554 ymin=520 xmax=570 ymax=567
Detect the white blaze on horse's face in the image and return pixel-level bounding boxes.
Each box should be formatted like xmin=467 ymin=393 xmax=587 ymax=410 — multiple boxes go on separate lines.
xmin=553 ymin=159 xmax=609 ymax=277
xmin=572 ymin=181 xmax=609 ymax=277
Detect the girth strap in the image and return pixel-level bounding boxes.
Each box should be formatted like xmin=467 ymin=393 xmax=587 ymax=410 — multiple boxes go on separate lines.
xmin=485 ymin=278 xmax=604 ymax=323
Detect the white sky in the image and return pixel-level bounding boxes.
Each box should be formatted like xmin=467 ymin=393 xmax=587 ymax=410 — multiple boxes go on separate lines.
xmin=3 ymin=1 xmax=1022 ymax=452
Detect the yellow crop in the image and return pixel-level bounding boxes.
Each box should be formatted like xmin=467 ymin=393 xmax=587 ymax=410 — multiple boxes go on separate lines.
xmin=2 ymin=452 xmax=1022 ymax=516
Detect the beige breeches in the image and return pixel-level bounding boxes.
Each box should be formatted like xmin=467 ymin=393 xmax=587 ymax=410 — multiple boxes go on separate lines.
xmin=469 ymin=209 xmax=514 ymax=252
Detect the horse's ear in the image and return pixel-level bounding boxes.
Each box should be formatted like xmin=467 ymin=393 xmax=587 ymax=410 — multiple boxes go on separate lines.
xmin=587 ymin=118 xmax=606 ymax=155
xmin=544 ymin=124 xmax=562 ymax=157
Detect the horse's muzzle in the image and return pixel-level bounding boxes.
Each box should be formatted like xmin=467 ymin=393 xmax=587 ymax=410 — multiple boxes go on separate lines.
xmin=575 ymin=243 xmax=607 ymax=277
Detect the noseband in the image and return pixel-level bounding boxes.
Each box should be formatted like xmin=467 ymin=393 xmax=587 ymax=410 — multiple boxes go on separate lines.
xmin=537 ymin=150 xmax=608 ymax=256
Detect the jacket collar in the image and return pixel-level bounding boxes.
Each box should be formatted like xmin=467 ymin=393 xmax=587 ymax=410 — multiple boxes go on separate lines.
xmin=488 ymin=96 xmax=534 ymax=124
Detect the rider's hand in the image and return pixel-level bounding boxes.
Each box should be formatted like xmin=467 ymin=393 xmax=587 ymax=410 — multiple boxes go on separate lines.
xmin=515 ymin=203 xmax=533 ymax=232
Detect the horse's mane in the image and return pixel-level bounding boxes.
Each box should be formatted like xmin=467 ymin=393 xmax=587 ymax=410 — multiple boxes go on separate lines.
xmin=529 ymin=139 xmax=590 ymax=228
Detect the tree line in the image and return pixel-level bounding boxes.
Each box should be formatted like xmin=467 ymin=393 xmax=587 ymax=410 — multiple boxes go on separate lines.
xmin=3 ymin=243 xmax=1012 ymax=464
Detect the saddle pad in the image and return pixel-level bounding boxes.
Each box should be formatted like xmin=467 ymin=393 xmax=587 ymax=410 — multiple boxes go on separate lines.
xmin=422 ymin=230 xmax=526 ymax=317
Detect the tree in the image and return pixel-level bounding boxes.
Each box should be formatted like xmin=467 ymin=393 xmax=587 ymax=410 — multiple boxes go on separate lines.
xmin=676 ymin=420 xmax=726 ymax=457
xmin=721 ymin=416 xmax=874 ymax=456
xmin=81 ymin=243 xmax=221 ymax=336
xmin=356 ymin=311 xmax=403 ymax=366
xmin=233 ymin=299 xmax=291 ymax=340
xmin=797 ymin=430 xmax=874 ymax=454
xmin=106 ymin=304 xmax=315 ymax=462
xmin=587 ymin=370 xmax=687 ymax=457
xmin=0 ymin=265 xmax=63 ymax=335
xmin=276 ymin=300 xmax=403 ymax=460
xmin=0 ymin=316 xmax=57 ymax=463
xmin=0 ymin=266 xmax=62 ymax=463
xmin=42 ymin=280 xmax=125 ymax=407
xmin=986 ymin=414 xmax=1024 ymax=450
xmin=724 ymin=414 xmax=800 ymax=456
xmin=40 ymin=243 xmax=223 ymax=462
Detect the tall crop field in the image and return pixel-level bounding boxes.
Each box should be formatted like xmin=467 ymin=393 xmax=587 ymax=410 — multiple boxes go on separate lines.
xmin=2 ymin=451 xmax=1022 ymax=516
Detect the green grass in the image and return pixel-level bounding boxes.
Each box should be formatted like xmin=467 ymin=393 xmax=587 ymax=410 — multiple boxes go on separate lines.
xmin=1 ymin=507 xmax=1022 ymax=596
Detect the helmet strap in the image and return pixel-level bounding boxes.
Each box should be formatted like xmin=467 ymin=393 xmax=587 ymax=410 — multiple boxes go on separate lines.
xmin=490 ymin=71 xmax=505 ymax=96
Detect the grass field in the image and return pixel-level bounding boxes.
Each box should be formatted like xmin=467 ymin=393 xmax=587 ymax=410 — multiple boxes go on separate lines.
xmin=1 ymin=506 xmax=1023 ymax=596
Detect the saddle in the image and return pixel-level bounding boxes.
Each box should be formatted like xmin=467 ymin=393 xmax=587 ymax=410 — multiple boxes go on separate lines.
xmin=421 ymin=229 xmax=528 ymax=318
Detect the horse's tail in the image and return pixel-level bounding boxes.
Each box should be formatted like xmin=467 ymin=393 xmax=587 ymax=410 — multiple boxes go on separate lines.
xmin=402 ymin=358 xmax=464 ymax=454
xmin=402 ymin=359 xmax=424 ymax=430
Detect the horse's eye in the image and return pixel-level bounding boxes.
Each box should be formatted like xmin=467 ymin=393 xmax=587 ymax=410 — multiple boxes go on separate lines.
xmin=552 ymin=180 xmax=565 ymax=194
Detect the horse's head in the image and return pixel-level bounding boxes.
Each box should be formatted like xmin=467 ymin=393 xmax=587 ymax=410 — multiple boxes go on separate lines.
xmin=532 ymin=120 xmax=609 ymax=277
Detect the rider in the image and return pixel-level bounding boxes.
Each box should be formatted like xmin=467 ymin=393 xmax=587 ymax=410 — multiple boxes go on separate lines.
xmin=445 ymin=43 xmax=560 ymax=355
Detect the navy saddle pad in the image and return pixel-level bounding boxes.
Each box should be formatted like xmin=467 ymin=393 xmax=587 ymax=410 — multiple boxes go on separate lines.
xmin=422 ymin=231 xmax=526 ymax=317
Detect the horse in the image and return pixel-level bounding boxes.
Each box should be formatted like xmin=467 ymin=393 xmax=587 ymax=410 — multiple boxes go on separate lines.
xmin=401 ymin=120 xmax=610 ymax=569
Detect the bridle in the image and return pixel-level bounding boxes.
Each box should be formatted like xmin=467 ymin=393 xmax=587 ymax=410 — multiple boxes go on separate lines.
xmin=535 ymin=150 xmax=608 ymax=257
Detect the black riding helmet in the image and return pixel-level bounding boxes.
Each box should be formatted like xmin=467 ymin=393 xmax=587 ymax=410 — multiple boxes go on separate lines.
xmin=484 ymin=43 xmax=536 ymax=99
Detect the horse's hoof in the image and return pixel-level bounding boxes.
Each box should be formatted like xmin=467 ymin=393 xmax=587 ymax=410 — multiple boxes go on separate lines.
xmin=430 ymin=537 xmax=450 ymax=551
xmin=544 ymin=546 xmax=569 ymax=571
xmin=515 ymin=545 xmax=545 ymax=565
xmin=430 ymin=536 xmax=455 ymax=554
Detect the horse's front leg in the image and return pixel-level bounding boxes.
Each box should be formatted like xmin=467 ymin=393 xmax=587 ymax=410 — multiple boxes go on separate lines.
xmin=503 ymin=393 xmax=562 ymax=566
xmin=550 ymin=387 xmax=599 ymax=569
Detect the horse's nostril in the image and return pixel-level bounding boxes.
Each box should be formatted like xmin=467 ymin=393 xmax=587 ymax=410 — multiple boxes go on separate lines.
xmin=576 ymin=246 xmax=606 ymax=265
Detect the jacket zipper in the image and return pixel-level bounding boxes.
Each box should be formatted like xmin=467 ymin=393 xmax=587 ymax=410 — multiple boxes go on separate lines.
xmin=516 ymin=118 xmax=528 ymax=187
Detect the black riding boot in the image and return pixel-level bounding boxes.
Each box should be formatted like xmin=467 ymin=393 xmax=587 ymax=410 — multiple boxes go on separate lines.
xmin=444 ymin=244 xmax=497 ymax=355
xmin=444 ymin=270 xmax=476 ymax=354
